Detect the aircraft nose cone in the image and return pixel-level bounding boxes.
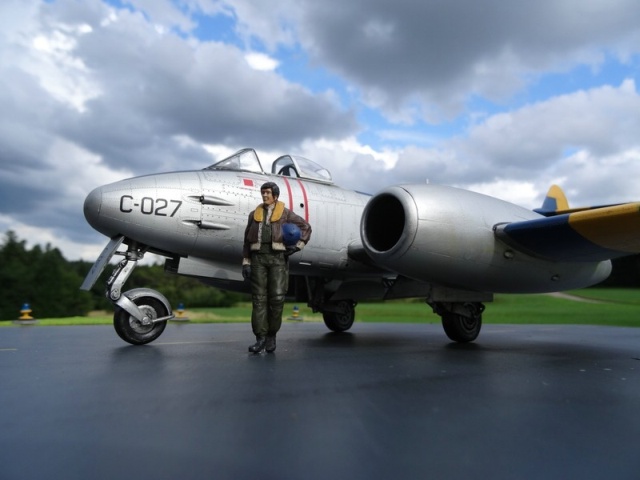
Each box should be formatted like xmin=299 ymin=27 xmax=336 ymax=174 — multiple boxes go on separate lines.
xmin=83 ymin=186 xmax=103 ymax=229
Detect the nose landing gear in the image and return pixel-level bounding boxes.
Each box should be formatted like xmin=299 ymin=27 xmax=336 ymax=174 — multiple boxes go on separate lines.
xmin=103 ymin=240 xmax=174 ymax=345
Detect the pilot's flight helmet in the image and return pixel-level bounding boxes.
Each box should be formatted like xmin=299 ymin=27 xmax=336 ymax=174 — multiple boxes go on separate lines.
xmin=260 ymin=181 xmax=280 ymax=198
xmin=282 ymin=223 xmax=301 ymax=246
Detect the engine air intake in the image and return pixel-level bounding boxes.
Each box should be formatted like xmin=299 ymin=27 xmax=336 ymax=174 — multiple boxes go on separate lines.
xmin=362 ymin=193 xmax=406 ymax=252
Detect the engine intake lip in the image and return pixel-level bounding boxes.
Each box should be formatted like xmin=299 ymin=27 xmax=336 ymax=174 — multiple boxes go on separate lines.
xmin=360 ymin=186 xmax=418 ymax=259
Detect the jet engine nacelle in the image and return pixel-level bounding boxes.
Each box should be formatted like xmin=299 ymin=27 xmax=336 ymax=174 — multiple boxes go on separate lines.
xmin=360 ymin=185 xmax=611 ymax=293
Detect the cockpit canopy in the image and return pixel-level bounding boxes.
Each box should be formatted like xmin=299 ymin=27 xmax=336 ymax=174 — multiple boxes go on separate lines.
xmin=271 ymin=155 xmax=332 ymax=183
xmin=205 ymin=148 xmax=264 ymax=174
xmin=205 ymin=148 xmax=333 ymax=185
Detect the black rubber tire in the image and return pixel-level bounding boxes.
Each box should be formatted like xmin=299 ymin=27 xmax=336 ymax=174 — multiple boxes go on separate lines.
xmin=113 ymin=296 xmax=168 ymax=345
xmin=441 ymin=312 xmax=481 ymax=343
xmin=322 ymin=300 xmax=356 ymax=332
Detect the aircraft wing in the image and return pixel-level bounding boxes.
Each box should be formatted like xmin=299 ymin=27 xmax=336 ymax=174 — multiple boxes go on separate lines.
xmin=495 ymin=202 xmax=640 ymax=262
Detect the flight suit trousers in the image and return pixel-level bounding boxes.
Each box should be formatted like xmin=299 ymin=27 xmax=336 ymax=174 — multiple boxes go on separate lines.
xmin=250 ymin=252 xmax=289 ymax=338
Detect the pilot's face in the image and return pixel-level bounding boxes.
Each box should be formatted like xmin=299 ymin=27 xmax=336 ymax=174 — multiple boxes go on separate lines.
xmin=261 ymin=189 xmax=276 ymax=206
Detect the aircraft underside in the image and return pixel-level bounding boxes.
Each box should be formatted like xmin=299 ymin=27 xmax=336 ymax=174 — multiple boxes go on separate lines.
xmin=87 ymin=236 xmax=489 ymax=345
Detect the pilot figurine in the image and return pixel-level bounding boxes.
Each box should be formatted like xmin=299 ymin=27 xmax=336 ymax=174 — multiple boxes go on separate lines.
xmin=242 ymin=181 xmax=312 ymax=353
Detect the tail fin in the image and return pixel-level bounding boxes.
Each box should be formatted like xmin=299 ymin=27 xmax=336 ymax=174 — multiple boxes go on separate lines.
xmin=534 ymin=185 xmax=569 ymax=216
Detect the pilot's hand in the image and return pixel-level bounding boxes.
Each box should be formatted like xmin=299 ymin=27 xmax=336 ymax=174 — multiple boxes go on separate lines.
xmin=242 ymin=265 xmax=251 ymax=280
xmin=284 ymin=246 xmax=300 ymax=258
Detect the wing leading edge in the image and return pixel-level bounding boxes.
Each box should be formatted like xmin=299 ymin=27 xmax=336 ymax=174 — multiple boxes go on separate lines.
xmin=496 ymin=189 xmax=640 ymax=262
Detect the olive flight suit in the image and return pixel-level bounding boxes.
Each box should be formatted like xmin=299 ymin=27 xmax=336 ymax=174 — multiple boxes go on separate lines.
xmin=250 ymin=216 xmax=289 ymax=338
xmin=243 ymin=200 xmax=312 ymax=346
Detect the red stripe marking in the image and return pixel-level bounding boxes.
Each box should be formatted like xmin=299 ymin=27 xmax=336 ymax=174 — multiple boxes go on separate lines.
xmin=297 ymin=180 xmax=309 ymax=222
xmin=282 ymin=177 xmax=294 ymax=211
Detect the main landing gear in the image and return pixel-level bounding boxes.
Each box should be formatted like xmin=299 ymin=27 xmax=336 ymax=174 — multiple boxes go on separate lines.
xmin=429 ymin=301 xmax=485 ymax=343
xmin=316 ymin=298 xmax=484 ymax=343
xmin=300 ymin=277 xmax=357 ymax=333
xmin=321 ymin=300 xmax=356 ymax=332
xmin=303 ymin=277 xmax=486 ymax=343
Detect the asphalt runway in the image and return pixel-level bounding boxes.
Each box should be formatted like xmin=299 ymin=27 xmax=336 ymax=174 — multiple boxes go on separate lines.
xmin=1 ymin=321 xmax=639 ymax=480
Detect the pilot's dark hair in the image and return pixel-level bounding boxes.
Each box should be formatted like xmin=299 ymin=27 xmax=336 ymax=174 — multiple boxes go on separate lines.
xmin=260 ymin=181 xmax=280 ymax=198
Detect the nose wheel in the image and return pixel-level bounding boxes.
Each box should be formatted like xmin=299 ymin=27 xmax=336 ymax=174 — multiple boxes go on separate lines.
xmin=114 ymin=296 xmax=168 ymax=345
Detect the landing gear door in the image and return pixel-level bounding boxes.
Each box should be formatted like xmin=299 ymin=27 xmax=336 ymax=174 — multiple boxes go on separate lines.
xmin=80 ymin=235 xmax=125 ymax=291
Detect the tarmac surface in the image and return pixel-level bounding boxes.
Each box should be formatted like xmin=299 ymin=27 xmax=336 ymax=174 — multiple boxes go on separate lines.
xmin=1 ymin=321 xmax=639 ymax=480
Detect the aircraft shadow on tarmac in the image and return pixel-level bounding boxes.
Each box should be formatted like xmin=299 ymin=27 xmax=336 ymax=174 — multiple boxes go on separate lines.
xmin=297 ymin=325 xmax=640 ymax=363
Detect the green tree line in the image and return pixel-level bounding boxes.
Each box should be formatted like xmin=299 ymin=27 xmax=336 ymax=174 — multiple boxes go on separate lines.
xmin=0 ymin=231 xmax=247 ymax=320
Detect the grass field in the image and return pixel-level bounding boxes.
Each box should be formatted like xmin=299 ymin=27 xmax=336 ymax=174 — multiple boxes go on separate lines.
xmin=2 ymin=288 xmax=640 ymax=327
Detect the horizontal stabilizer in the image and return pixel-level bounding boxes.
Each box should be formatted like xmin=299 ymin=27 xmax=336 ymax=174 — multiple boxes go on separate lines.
xmin=534 ymin=184 xmax=624 ymax=216
xmin=495 ymin=203 xmax=640 ymax=262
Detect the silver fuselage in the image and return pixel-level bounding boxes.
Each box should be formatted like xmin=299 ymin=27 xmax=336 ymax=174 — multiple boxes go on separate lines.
xmin=85 ymin=168 xmax=611 ymax=296
xmin=84 ymin=169 xmax=379 ymax=284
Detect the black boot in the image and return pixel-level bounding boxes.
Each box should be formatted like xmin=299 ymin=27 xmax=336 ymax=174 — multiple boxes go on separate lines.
xmin=265 ymin=335 xmax=276 ymax=353
xmin=249 ymin=336 xmax=266 ymax=353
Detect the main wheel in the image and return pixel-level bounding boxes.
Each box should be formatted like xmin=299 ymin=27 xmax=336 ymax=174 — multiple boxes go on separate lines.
xmin=114 ymin=296 xmax=168 ymax=345
xmin=441 ymin=312 xmax=481 ymax=343
xmin=322 ymin=300 xmax=356 ymax=332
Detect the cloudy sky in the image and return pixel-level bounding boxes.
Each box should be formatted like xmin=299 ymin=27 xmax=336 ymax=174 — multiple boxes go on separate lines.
xmin=1 ymin=0 xmax=640 ymax=262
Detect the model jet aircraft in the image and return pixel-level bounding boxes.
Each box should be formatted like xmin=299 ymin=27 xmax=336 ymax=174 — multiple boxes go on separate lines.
xmin=81 ymin=148 xmax=640 ymax=345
